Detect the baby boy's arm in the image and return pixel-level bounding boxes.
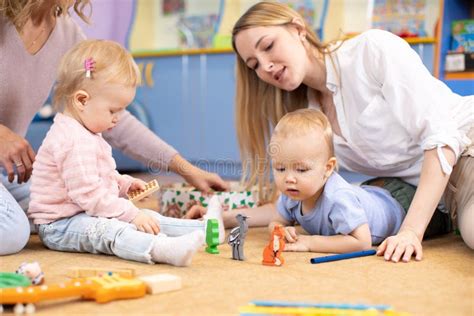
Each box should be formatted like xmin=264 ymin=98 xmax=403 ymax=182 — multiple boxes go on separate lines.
xmin=285 ymin=224 xmax=373 ymax=253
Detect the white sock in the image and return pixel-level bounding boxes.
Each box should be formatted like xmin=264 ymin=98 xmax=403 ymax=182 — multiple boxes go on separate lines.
xmin=151 ymin=230 xmax=204 ymax=267
xmin=204 ymin=196 xmax=225 ymax=244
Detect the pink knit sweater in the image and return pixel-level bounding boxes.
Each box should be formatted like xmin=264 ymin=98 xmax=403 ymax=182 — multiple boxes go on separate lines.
xmin=29 ymin=114 xmax=139 ymax=224
xmin=0 ymin=14 xmax=177 ymax=170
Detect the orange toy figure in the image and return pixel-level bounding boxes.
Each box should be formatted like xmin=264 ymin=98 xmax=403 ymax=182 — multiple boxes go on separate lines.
xmin=262 ymin=225 xmax=285 ymax=266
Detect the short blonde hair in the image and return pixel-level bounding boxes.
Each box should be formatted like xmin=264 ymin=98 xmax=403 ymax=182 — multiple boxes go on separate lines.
xmin=271 ymin=109 xmax=335 ymax=159
xmin=53 ymin=39 xmax=141 ymax=110
xmin=0 ymin=0 xmax=91 ymax=30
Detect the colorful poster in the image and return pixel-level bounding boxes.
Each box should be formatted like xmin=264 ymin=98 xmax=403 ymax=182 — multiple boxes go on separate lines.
xmin=372 ymin=0 xmax=428 ymax=37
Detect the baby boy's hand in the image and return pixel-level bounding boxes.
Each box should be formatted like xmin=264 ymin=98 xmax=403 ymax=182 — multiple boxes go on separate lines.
xmin=284 ymin=226 xmax=298 ymax=243
xmin=132 ymin=211 xmax=160 ymax=235
xmin=128 ymin=179 xmax=147 ymax=193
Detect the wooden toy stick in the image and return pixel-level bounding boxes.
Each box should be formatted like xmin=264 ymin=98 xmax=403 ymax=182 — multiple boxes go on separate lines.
xmin=67 ymin=267 xmax=135 ymax=278
xmin=127 ymin=179 xmax=160 ymax=202
xmin=310 ymin=249 xmax=376 ymax=264
xmin=138 ymin=274 xmax=182 ymax=295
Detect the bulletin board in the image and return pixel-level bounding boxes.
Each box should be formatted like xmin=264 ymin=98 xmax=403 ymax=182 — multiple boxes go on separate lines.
xmin=128 ymin=0 xmax=327 ymax=53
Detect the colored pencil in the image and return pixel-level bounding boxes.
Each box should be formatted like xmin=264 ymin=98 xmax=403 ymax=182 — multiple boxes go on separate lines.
xmin=310 ymin=249 xmax=376 ymax=264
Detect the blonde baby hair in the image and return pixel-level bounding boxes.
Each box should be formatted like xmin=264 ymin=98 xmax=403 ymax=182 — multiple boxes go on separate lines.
xmin=232 ymin=1 xmax=341 ymax=202
xmin=53 ymin=39 xmax=141 ymax=110
xmin=0 ymin=0 xmax=91 ymax=30
xmin=271 ymin=108 xmax=335 ymax=160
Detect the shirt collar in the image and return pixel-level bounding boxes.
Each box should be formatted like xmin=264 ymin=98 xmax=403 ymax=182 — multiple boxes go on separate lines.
xmin=325 ymin=52 xmax=340 ymax=94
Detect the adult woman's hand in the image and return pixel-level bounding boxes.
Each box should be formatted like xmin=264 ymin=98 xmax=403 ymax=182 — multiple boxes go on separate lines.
xmin=377 ymin=228 xmax=423 ymax=263
xmin=0 ymin=125 xmax=35 ymax=183
xmin=169 ymin=154 xmax=230 ymax=193
xmin=183 ymin=167 xmax=230 ymax=193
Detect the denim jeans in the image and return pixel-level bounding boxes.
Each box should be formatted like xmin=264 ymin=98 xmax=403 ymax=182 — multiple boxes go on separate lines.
xmin=38 ymin=210 xmax=205 ymax=263
xmin=0 ymin=174 xmax=31 ymax=255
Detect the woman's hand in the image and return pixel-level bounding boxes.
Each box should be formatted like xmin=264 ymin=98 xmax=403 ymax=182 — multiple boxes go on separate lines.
xmin=183 ymin=167 xmax=230 ymax=193
xmin=377 ymin=229 xmax=422 ymax=262
xmin=169 ymin=154 xmax=230 ymax=193
xmin=132 ymin=211 xmax=160 ymax=235
xmin=0 ymin=125 xmax=35 ymax=183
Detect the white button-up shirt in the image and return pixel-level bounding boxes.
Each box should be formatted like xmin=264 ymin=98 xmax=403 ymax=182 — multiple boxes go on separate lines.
xmin=309 ymin=29 xmax=473 ymax=186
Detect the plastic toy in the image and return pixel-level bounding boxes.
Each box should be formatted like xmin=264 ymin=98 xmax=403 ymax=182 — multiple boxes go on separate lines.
xmin=228 ymin=214 xmax=249 ymax=260
xmin=0 ymin=272 xmax=31 ymax=289
xmin=127 ymin=179 xmax=160 ymax=202
xmin=0 ymin=274 xmax=147 ymax=314
xmin=205 ymin=219 xmax=220 ymax=254
xmin=16 ymin=262 xmax=44 ymax=285
xmin=262 ymin=225 xmax=285 ymax=266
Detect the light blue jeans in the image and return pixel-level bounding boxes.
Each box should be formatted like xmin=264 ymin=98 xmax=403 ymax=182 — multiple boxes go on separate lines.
xmin=0 ymin=174 xmax=31 ymax=255
xmin=38 ymin=210 xmax=205 ymax=263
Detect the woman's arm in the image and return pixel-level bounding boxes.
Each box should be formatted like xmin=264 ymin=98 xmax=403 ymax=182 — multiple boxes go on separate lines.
xmin=377 ymin=147 xmax=456 ymax=262
xmin=103 ymin=112 xmax=229 ymax=192
xmin=285 ymin=224 xmax=372 ymax=253
xmin=167 ymin=154 xmax=229 ymax=193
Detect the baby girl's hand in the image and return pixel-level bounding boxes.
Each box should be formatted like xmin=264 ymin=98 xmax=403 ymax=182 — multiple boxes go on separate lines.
xmin=128 ymin=179 xmax=147 ymax=193
xmin=284 ymin=226 xmax=298 ymax=243
xmin=132 ymin=211 xmax=160 ymax=235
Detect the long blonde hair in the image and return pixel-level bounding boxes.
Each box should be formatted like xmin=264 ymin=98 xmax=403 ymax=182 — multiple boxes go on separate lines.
xmin=232 ymin=1 xmax=336 ymax=202
xmin=53 ymin=40 xmax=141 ymax=111
xmin=0 ymin=0 xmax=91 ymax=30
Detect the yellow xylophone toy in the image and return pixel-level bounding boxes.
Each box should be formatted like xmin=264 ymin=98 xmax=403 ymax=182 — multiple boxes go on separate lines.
xmin=0 ymin=273 xmax=146 ymax=306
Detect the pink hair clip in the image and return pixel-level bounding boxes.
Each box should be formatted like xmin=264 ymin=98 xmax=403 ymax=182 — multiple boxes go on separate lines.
xmin=84 ymin=57 xmax=95 ymax=78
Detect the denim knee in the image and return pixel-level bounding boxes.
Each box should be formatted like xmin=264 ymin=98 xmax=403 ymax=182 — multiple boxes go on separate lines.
xmin=0 ymin=196 xmax=30 ymax=255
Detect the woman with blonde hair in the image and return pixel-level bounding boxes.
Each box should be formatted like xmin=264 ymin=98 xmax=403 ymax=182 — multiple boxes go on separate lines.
xmin=0 ymin=0 xmax=228 ymax=255
xmin=228 ymin=1 xmax=473 ymax=263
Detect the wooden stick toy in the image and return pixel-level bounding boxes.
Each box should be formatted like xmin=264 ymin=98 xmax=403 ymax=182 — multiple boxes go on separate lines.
xmin=127 ymin=179 xmax=160 ymax=202
xmin=67 ymin=267 xmax=135 ymax=278
xmin=310 ymin=249 xmax=376 ymax=264
xmin=138 ymin=274 xmax=182 ymax=295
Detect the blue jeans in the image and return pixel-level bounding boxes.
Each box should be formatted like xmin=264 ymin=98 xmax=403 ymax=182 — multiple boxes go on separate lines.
xmin=0 ymin=174 xmax=31 ymax=255
xmin=38 ymin=210 xmax=205 ymax=263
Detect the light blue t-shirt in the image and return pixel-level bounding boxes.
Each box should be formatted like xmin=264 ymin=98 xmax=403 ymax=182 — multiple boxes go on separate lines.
xmin=276 ymin=172 xmax=405 ymax=245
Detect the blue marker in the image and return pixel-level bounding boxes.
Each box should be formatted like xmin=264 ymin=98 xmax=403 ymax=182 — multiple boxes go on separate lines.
xmin=310 ymin=249 xmax=376 ymax=264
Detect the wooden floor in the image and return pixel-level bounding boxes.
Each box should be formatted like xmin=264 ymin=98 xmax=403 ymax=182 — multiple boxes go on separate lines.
xmin=1 ymin=173 xmax=473 ymax=315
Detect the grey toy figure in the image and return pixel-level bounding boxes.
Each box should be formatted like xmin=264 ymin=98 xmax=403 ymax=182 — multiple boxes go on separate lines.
xmin=228 ymin=214 xmax=249 ymax=260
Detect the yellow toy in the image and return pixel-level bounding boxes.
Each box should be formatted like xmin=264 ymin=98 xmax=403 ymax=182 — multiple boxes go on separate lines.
xmin=0 ymin=274 xmax=146 ymax=313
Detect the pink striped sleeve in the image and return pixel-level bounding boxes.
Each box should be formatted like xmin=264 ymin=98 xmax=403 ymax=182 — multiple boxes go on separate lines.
xmin=114 ymin=172 xmax=135 ymax=197
xmin=59 ymin=141 xmax=139 ymax=223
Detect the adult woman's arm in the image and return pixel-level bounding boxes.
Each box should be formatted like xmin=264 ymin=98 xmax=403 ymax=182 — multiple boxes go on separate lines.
xmin=363 ymin=30 xmax=470 ymax=262
xmin=167 ymin=154 xmax=229 ymax=193
xmin=377 ymin=147 xmax=456 ymax=262
xmin=103 ymin=111 xmax=229 ymax=192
